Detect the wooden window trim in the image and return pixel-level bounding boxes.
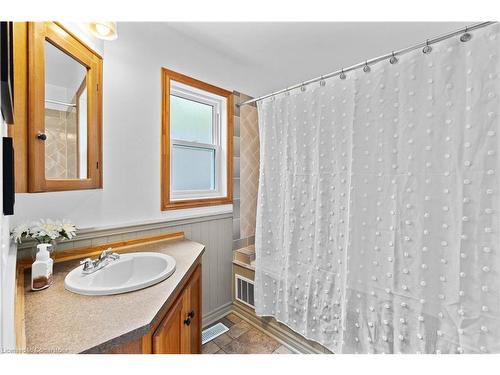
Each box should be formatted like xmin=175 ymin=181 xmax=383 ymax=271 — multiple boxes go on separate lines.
xmin=27 ymin=22 xmax=103 ymax=192
xmin=161 ymin=68 xmax=233 ymax=210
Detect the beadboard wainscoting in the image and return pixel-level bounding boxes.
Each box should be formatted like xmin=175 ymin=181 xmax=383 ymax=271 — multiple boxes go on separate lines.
xmin=17 ymin=213 xmax=233 ymax=325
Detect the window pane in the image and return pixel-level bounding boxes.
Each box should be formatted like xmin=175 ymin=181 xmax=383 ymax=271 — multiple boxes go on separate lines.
xmin=170 ymin=95 xmax=213 ymax=144
xmin=172 ymin=145 xmax=215 ymax=191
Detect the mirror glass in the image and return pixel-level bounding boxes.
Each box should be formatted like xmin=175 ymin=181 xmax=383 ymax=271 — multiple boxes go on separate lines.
xmin=44 ymin=40 xmax=88 ymax=179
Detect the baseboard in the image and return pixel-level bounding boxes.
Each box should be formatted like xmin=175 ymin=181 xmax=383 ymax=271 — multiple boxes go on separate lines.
xmin=201 ymin=301 xmax=332 ymax=354
xmin=202 ymin=302 xmax=233 ymax=328
xmin=231 ymin=303 xmax=331 ymax=354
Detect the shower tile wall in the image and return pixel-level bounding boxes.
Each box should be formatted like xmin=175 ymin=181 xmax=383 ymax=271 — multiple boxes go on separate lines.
xmin=232 ymin=92 xmax=259 ymax=250
xmin=45 ymin=108 xmax=78 ymax=179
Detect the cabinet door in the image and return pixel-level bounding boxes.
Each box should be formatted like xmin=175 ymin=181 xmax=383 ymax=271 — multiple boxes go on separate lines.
xmin=152 ymin=291 xmax=184 ymax=354
xmin=183 ymin=265 xmax=201 ymax=354
xmin=152 ymin=264 xmax=202 ymax=354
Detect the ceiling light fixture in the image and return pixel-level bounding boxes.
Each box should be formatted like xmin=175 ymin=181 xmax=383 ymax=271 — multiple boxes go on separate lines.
xmin=88 ymin=22 xmax=118 ymax=41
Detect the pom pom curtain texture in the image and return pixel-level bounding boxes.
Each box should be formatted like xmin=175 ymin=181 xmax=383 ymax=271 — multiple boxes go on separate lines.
xmin=255 ymin=24 xmax=500 ymax=353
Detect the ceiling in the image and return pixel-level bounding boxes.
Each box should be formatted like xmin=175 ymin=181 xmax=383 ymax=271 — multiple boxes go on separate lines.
xmin=164 ymin=22 xmax=470 ymax=97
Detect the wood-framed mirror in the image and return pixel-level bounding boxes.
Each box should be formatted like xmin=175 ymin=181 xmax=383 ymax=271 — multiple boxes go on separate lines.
xmin=28 ymin=22 xmax=102 ymax=192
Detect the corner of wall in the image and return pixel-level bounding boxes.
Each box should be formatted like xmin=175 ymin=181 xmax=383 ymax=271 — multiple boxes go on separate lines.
xmin=232 ymin=92 xmax=258 ymax=251
xmin=1 ymin=107 xmax=17 ymax=351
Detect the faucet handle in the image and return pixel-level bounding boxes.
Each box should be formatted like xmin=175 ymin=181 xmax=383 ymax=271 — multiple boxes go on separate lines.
xmin=80 ymin=258 xmax=94 ymax=271
xmin=99 ymin=248 xmax=112 ymax=260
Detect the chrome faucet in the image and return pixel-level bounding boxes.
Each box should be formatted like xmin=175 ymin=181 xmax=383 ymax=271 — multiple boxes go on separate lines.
xmin=80 ymin=248 xmax=120 ymax=274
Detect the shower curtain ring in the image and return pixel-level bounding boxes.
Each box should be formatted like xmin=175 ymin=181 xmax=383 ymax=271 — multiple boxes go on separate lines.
xmin=363 ymin=61 xmax=371 ymax=73
xmin=339 ymin=69 xmax=346 ymax=80
xmin=460 ymin=26 xmax=472 ymax=42
xmin=422 ymin=39 xmax=432 ymax=54
xmin=319 ymin=76 xmax=326 ymax=86
xmin=389 ymin=51 xmax=398 ymax=64
xmin=300 ymin=84 xmax=306 ymax=92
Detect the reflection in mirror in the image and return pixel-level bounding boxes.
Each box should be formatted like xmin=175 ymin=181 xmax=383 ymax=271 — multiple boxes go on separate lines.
xmin=44 ymin=41 xmax=87 ymax=179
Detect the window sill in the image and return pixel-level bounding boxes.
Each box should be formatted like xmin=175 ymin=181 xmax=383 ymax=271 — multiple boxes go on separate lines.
xmin=160 ymin=204 xmax=233 ymax=221
xmin=161 ymin=196 xmax=232 ymax=211
xmin=171 ymin=191 xmax=225 ymax=201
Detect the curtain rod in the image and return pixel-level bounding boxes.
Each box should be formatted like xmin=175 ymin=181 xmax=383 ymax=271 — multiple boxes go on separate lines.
xmin=239 ymin=21 xmax=496 ymax=107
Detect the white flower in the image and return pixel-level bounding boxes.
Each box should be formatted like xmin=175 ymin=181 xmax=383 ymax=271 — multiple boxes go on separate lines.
xmin=60 ymin=219 xmax=77 ymax=240
xmin=31 ymin=219 xmax=61 ymax=241
xmin=10 ymin=219 xmax=77 ymax=244
xmin=10 ymin=223 xmax=30 ymax=243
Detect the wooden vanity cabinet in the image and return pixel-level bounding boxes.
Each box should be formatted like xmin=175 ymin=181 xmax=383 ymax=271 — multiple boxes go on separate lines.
xmin=184 ymin=266 xmax=201 ymax=353
xmin=152 ymin=264 xmax=201 ymax=354
xmin=108 ymin=263 xmax=201 ymax=354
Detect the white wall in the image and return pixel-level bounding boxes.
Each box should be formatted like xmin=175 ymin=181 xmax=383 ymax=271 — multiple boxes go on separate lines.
xmin=13 ymin=23 xmax=238 ymax=230
xmin=1 ymin=98 xmax=17 ymax=352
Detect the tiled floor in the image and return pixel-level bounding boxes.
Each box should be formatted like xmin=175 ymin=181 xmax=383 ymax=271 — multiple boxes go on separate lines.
xmin=202 ymin=313 xmax=294 ymax=354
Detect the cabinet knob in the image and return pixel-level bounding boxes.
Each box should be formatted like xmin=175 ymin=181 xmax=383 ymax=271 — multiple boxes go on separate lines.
xmin=183 ymin=310 xmax=195 ymax=326
xmin=37 ymin=132 xmax=47 ymax=141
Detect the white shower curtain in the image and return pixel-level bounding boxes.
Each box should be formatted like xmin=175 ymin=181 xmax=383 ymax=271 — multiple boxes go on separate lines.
xmin=255 ymin=23 xmax=500 ymax=354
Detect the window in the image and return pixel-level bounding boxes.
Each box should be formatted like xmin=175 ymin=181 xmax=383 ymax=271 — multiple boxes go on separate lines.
xmin=161 ymin=68 xmax=233 ymax=210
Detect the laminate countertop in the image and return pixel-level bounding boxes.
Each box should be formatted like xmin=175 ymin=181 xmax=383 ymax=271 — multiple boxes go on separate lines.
xmin=22 ymin=238 xmax=204 ymax=353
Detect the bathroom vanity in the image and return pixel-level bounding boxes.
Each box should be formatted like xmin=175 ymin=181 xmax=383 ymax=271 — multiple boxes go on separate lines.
xmin=16 ymin=234 xmax=204 ymax=354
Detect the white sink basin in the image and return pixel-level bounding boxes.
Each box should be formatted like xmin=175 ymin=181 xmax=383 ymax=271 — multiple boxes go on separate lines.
xmin=64 ymin=252 xmax=176 ymax=296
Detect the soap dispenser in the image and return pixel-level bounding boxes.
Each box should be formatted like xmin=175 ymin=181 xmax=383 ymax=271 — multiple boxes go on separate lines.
xmin=31 ymin=243 xmax=54 ymax=291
